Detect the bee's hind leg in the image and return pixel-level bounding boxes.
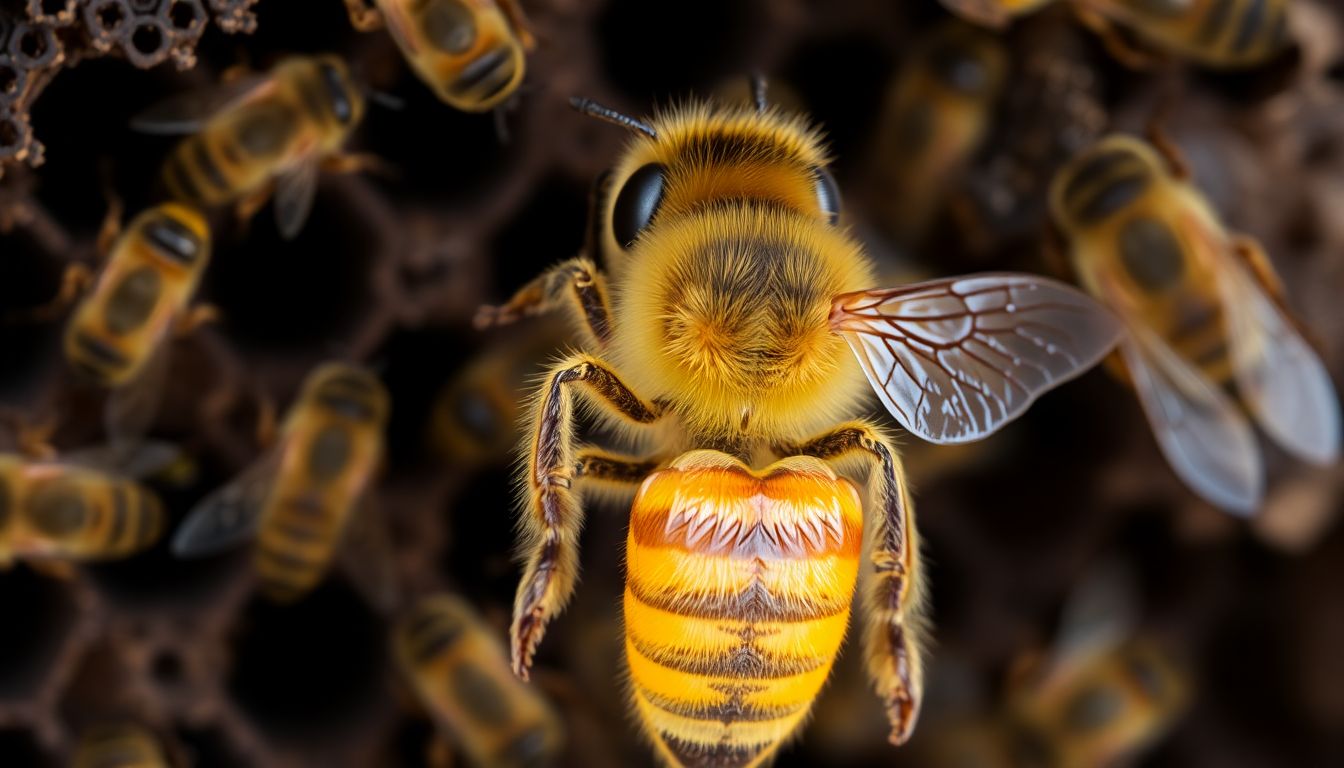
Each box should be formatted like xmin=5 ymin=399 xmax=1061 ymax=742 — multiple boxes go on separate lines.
xmin=775 ymin=420 xmax=927 ymax=745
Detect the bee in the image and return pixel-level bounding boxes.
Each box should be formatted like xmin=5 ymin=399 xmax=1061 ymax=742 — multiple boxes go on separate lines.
xmin=345 ymin=0 xmax=535 ymax=113
xmin=0 ymin=453 xmax=164 ymax=568
xmin=395 ymin=594 xmax=564 ymax=768
xmin=940 ymin=0 xmax=1292 ymax=69
xmin=170 ymin=363 xmax=397 ymax=607
xmin=869 ymin=21 xmax=1007 ymax=244
xmin=52 ymin=202 xmax=214 ymax=451
xmin=73 ymin=724 xmax=170 ymax=768
xmin=431 ymin=324 xmax=569 ymax=468
xmin=132 ymin=55 xmax=369 ymax=239
xmin=474 ymin=87 xmax=1121 ymax=764
xmin=1002 ymin=563 xmax=1189 ymax=768
xmin=1050 ymin=134 xmax=1340 ymax=514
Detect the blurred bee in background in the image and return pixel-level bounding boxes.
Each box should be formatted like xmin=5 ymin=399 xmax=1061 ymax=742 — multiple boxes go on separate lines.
xmin=917 ymin=563 xmax=1189 ymax=768
xmin=73 ymin=723 xmax=170 ymax=768
xmin=344 ymin=0 xmax=535 ymax=113
xmin=868 ymin=21 xmax=1007 ymax=246
xmin=431 ymin=324 xmax=568 ymax=469
xmin=171 ymin=363 xmax=398 ymax=608
xmin=940 ymin=0 xmax=1293 ymax=69
xmin=395 ymin=594 xmax=563 ymax=768
xmin=133 ymin=55 xmax=373 ymax=239
xmin=14 ymin=202 xmax=212 ymax=475
xmin=0 ymin=452 xmax=164 ymax=569
xmin=1050 ymin=134 xmax=1340 ymax=514
xmin=476 ymin=84 xmax=1121 ymax=763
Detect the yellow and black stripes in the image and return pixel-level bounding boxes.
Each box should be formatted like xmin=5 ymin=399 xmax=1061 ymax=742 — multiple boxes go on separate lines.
xmin=255 ymin=491 xmax=342 ymax=601
xmin=623 ymin=451 xmax=863 ymax=768
xmin=73 ymin=724 xmax=167 ymax=768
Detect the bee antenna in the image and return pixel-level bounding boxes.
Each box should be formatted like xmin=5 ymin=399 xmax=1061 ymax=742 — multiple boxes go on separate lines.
xmin=569 ymin=97 xmax=657 ymax=139
xmin=749 ymin=71 xmax=768 ymax=114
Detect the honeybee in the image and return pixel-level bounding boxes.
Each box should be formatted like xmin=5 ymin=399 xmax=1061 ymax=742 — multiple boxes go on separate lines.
xmin=395 ymin=594 xmax=564 ymax=768
xmin=1002 ymin=563 xmax=1189 ymax=768
xmin=869 ymin=21 xmax=1007 ymax=244
xmin=475 ymin=89 xmax=1121 ymax=763
xmin=940 ymin=0 xmax=1292 ymax=69
xmin=73 ymin=724 xmax=170 ymax=768
xmin=345 ymin=0 xmax=535 ymax=113
xmin=171 ymin=363 xmax=398 ymax=607
xmin=54 ymin=202 xmax=214 ymax=450
xmin=0 ymin=453 xmax=164 ymax=567
xmin=431 ymin=324 xmax=568 ymax=467
xmin=132 ymin=55 xmax=369 ymax=239
xmin=1050 ymin=134 xmax=1340 ymax=514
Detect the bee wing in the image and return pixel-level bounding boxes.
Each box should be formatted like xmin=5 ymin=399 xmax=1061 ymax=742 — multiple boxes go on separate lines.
xmin=1051 ymin=558 xmax=1139 ymax=670
xmin=129 ymin=75 xmax=272 ymax=135
xmin=832 ymin=273 xmax=1122 ymax=444
xmin=338 ymin=494 xmax=400 ymax=614
xmin=61 ymin=439 xmax=183 ymax=480
xmin=1216 ymin=250 xmax=1341 ymax=465
xmin=170 ymin=448 xmax=282 ymax=557
xmin=1119 ymin=316 xmax=1262 ymax=514
xmin=273 ymin=160 xmax=320 ymax=240
xmin=104 ymin=337 xmax=172 ymax=447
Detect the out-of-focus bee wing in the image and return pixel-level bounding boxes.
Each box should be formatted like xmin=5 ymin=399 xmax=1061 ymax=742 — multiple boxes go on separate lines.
xmin=338 ymin=494 xmax=400 ymax=614
xmin=1119 ymin=321 xmax=1262 ymax=514
xmin=273 ymin=160 xmax=319 ymax=240
xmin=62 ymin=439 xmax=183 ymax=481
xmin=170 ymin=448 xmax=282 ymax=557
xmin=831 ymin=274 xmax=1122 ymax=444
xmin=129 ymin=75 xmax=271 ymax=135
xmin=1051 ymin=558 xmax=1138 ymax=671
xmin=104 ymin=337 xmax=172 ymax=447
xmin=1217 ymin=255 xmax=1341 ymax=466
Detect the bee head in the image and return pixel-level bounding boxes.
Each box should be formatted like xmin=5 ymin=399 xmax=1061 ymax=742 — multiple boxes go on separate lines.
xmin=308 ymin=55 xmax=368 ymax=130
xmin=303 ymin=363 xmax=390 ymax=427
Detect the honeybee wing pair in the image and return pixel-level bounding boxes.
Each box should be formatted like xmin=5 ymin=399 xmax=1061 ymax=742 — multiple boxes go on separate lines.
xmin=169 ymin=442 xmax=400 ymax=611
xmin=1105 ymin=223 xmax=1340 ymax=515
xmin=831 ymin=273 xmax=1124 ymax=444
xmin=131 ymin=76 xmax=322 ymax=239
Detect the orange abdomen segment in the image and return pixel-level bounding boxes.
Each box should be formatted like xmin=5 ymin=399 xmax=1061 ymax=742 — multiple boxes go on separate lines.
xmin=624 ymin=451 xmax=863 ymax=768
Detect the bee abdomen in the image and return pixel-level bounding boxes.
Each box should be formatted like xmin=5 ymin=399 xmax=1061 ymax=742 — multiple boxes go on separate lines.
xmin=255 ymin=493 xmax=339 ymax=600
xmin=106 ymin=483 xmax=164 ymax=556
xmin=163 ymin=136 xmax=234 ymax=207
xmin=623 ymin=452 xmax=863 ymax=768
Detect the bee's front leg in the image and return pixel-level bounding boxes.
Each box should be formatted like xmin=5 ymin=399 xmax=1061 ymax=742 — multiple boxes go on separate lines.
xmin=474 ymin=258 xmax=614 ymax=349
xmin=513 ymin=355 xmax=661 ymax=679
xmin=776 ymin=420 xmax=927 ymax=745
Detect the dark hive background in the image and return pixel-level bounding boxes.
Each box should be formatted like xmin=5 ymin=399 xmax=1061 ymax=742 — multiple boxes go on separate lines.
xmin=1 ymin=0 xmax=1343 ymax=766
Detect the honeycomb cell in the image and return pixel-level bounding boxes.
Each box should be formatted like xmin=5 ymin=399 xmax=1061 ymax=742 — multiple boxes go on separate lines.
xmin=121 ymin=16 xmax=172 ymax=69
xmin=8 ymin=22 xmax=60 ymax=71
xmin=0 ymin=56 xmax=27 ymax=105
xmin=27 ymin=1 xmax=79 ymax=26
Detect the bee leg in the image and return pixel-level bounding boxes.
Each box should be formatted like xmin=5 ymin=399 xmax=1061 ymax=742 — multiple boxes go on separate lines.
xmin=13 ymin=416 xmax=59 ymax=461
xmin=474 ymin=258 xmax=615 ymax=349
xmin=11 ymin=262 xmax=93 ymax=323
xmin=234 ymin=188 xmax=272 ymax=231
xmin=498 ymin=0 xmax=537 ymax=50
xmin=513 ymin=355 xmax=662 ymax=679
xmin=342 ymin=0 xmax=384 ymax=31
xmin=321 ymin=152 xmax=395 ymax=179
xmin=775 ymin=421 xmax=926 ymax=745
xmin=1071 ymin=4 xmax=1160 ymax=70
xmin=95 ymin=194 xmax=125 ymax=257
xmin=1145 ymin=119 xmax=1191 ymax=180
xmin=1230 ymin=236 xmax=1287 ymax=305
xmin=172 ymin=303 xmax=219 ymax=338
xmin=574 ymin=447 xmax=662 ymax=488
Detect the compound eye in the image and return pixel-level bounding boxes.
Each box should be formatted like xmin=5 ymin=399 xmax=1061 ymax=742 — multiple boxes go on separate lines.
xmin=814 ymin=166 xmax=841 ymax=225
xmin=612 ymin=163 xmax=665 ymax=249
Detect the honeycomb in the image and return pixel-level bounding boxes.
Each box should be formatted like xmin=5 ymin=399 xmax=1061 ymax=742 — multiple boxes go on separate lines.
xmin=0 ymin=0 xmax=1342 ymax=766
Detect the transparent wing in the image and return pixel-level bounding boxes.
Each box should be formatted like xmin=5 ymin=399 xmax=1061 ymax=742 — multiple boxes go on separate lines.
xmin=129 ymin=75 xmax=271 ymax=135
xmin=338 ymin=494 xmax=401 ymax=614
xmin=170 ymin=448 xmax=282 ymax=557
xmin=104 ymin=338 xmax=172 ymax=447
xmin=832 ymin=273 xmax=1122 ymax=444
xmin=1120 ymin=324 xmax=1262 ymax=515
xmin=1217 ymin=253 xmax=1341 ymax=466
xmin=62 ymin=439 xmax=183 ymax=480
xmin=273 ymin=160 xmax=320 ymax=240
xmin=1051 ymin=558 xmax=1138 ymax=671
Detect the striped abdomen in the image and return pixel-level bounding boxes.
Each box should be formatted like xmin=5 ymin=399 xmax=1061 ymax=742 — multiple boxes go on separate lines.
xmin=396 ymin=595 xmax=563 ymax=768
xmin=162 ymin=98 xmax=302 ymax=208
xmin=25 ymin=470 xmax=163 ymax=560
xmin=73 ymin=724 xmax=167 ymax=768
xmin=1108 ymin=0 xmax=1290 ymax=67
xmin=625 ymin=451 xmax=863 ymax=768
